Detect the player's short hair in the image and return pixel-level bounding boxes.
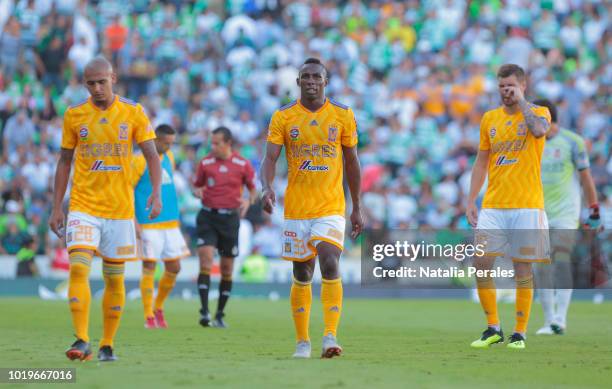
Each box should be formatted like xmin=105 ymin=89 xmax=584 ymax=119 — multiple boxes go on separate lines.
xmin=497 ymin=64 xmax=525 ymax=81
xmin=300 ymin=57 xmax=328 ymax=79
xmin=155 ymin=124 xmax=176 ymax=136
xmin=533 ymin=99 xmax=557 ymax=123
xmin=212 ymin=126 xmax=233 ymax=144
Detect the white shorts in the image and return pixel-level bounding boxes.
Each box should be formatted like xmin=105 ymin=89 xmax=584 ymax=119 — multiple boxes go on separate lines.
xmin=476 ymin=209 xmax=550 ymax=263
xmin=140 ymin=227 xmax=190 ymax=262
xmin=282 ymin=215 xmax=345 ymax=262
xmin=66 ymin=211 xmax=137 ymax=262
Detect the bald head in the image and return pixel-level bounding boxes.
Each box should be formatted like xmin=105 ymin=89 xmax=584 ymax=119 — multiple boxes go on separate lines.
xmin=83 ymin=56 xmax=116 ymax=109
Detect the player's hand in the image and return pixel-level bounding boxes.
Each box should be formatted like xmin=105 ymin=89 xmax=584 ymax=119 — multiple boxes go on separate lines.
xmin=350 ymin=206 xmax=364 ymax=239
xmin=135 ymin=221 xmax=143 ymax=240
xmin=506 ymin=85 xmax=525 ymax=105
xmin=583 ymin=205 xmax=604 ymax=233
xmin=239 ymin=198 xmax=251 ymax=218
xmin=466 ymin=202 xmax=479 ymax=228
xmin=147 ymin=191 xmax=162 ymax=220
xmin=261 ymin=188 xmax=275 ymax=214
xmin=192 ymin=187 xmax=204 ymax=199
xmin=49 ymin=208 xmax=66 ymax=238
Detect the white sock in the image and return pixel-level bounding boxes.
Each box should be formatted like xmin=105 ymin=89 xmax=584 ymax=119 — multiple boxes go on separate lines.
xmin=539 ymin=289 xmax=555 ymax=326
xmin=554 ymin=289 xmax=572 ymax=328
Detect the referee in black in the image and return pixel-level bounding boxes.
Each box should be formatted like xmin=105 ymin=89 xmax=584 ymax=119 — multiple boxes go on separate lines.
xmin=192 ymin=127 xmax=257 ymax=327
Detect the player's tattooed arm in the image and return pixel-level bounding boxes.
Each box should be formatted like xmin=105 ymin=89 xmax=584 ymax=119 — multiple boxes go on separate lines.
xmin=260 ymin=142 xmax=282 ymax=213
xmin=139 ymin=139 xmax=162 ymax=219
xmin=49 ymin=147 xmax=74 ymax=237
xmin=518 ymin=99 xmax=549 ymax=138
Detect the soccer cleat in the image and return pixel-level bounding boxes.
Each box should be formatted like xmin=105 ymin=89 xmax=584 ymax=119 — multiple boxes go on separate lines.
xmin=550 ymin=324 xmax=565 ymax=335
xmin=470 ymin=327 xmax=504 ymax=348
xmin=535 ymin=325 xmax=554 ymax=335
xmin=212 ymin=312 xmax=227 ymax=328
xmin=98 ymin=346 xmax=118 ymax=361
xmin=145 ymin=317 xmax=157 ymax=329
xmin=507 ymin=333 xmax=526 ymax=349
xmin=321 ymin=333 xmax=342 ymax=358
xmin=199 ymin=310 xmax=211 ymax=327
xmin=65 ymin=339 xmax=92 ymax=361
xmin=154 ymin=309 xmax=168 ymax=329
xmin=292 ymin=341 xmax=311 ymax=358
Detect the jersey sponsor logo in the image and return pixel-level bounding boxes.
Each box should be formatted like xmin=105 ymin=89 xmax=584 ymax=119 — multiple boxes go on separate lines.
xmin=91 ymin=160 xmax=122 ymax=171
xmin=290 ymin=144 xmax=337 ymax=158
xmin=79 ymin=126 xmax=89 ymax=140
xmin=491 ymin=139 xmax=526 ymax=153
xmin=231 ymin=157 xmax=246 ymax=166
xmin=119 ymin=123 xmax=128 ymax=140
xmin=328 ymin=126 xmax=338 ymax=142
xmin=290 ymin=126 xmax=299 ymax=140
xmin=284 ymin=231 xmax=297 ymax=237
xmin=299 ymin=160 xmax=329 ymax=171
xmin=489 ymin=128 xmax=496 ymax=138
xmin=517 ymin=122 xmax=526 ymax=136
xmin=79 ymin=143 xmax=129 ymax=158
xmin=495 ymin=155 xmax=518 ymax=166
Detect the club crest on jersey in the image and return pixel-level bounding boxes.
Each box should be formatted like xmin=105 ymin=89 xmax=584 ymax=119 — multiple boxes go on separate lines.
xmin=79 ymin=126 xmax=89 ymax=140
xmin=517 ymin=122 xmax=526 ymax=136
xmin=118 ymin=123 xmax=128 ymax=140
xmin=489 ymin=128 xmax=496 ymax=138
xmin=328 ymin=126 xmax=338 ymax=142
xmin=290 ymin=127 xmax=299 ymax=140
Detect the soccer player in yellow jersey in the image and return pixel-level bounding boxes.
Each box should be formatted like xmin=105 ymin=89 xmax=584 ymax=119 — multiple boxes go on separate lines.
xmin=261 ymin=58 xmax=363 ymax=359
xmin=467 ymin=64 xmax=551 ymax=350
xmin=49 ymin=57 xmax=162 ymax=362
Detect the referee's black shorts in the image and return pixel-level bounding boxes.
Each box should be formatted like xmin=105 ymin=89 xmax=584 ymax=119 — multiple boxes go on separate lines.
xmin=196 ymin=208 xmax=240 ymax=257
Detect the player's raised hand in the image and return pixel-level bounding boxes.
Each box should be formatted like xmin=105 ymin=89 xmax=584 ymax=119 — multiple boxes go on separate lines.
xmin=350 ymin=207 xmax=364 ymax=239
xmin=466 ymin=202 xmax=479 ymax=227
xmin=261 ymin=188 xmax=276 ymax=214
xmin=506 ymin=85 xmax=525 ymax=105
xmin=49 ymin=208 xmax=66 ymax=238
xmin=147 ymin=191 xmax=162 ymax=220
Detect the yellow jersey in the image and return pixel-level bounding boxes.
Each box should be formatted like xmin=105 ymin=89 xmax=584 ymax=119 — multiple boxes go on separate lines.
xmin=61 ymin=95 xmax=156 ymax=219
xmin=479 ymin=104 xmax=551 ymax=209
xmin=267 ymin=98 xmax=358 ymax=219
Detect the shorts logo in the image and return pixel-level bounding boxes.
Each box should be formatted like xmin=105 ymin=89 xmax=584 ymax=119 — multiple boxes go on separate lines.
xmin=68 ymin=220 xmax=80 ymax=227
xmin=116 ymin=245 xmax=135 ymax=255
xmin=91 ymin=160 xmax=122 ymax=171
xmin=290 ymin=127 xmax=299 ymax=140
xmin=284 ymin=231 xmax=297 ymax=237
xmin=327 ymin=228 xmax=343 ymax=240
xmin=232 ymin=246 xmax=238 ymax=256
xmin=519 ymin=246 xmax=535 ymax=256
xmin=284 ymin=241 xmax=292 ymax=253
xmin=517 ymin=122 xmax=526 ymax=136
xmin=328 ymin=126 xmax=338 ymax=142
xmin=119 ymin=123 xmax=128 ymax=140
xmin=298 ymin=160 xmax=329 ymax=171
xmin=489 ymin=128 xmax=496 ymax=138
xmin=79 ymin=126 xmax=89 ymax=140
xmin=495 ymin=155 xmax=518 ymax=166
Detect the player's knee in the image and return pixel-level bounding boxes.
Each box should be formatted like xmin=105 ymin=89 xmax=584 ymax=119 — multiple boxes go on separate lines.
xmin=165 ymin=261 xmax=181 ymax=274
xmin=143 ymin=261 xmax=156 ymax=271
xmin=319 ymin=258 xmax=339 ymax=279
xmin=293 ymin=266 xmax=313 ymax=283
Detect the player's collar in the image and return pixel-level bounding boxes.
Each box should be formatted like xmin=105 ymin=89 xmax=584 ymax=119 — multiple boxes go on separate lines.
xmin=88 ymin=95 xmax=118 ymax=112
xmin=298 ymin=98 xmax=328 ymax=113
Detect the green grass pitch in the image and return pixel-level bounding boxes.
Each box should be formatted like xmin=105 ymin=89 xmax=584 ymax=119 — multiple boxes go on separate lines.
xmin=1 ymin=297 xmax=611 ymax=388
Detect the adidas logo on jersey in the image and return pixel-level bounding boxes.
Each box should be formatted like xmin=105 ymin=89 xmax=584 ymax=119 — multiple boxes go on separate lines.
xmin=99 ymin=118 xmax=108 ymax=124
xmin=310 ymin=119 xmax=318 ymax=126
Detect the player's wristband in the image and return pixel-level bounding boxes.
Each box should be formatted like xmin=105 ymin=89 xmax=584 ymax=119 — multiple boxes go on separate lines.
xmin=588 ymin=204 xmax=600 ymax=219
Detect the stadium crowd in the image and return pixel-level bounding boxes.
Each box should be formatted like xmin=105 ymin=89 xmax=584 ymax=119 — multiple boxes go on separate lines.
xmin=0 ymin=0 xmax=610 ymax=262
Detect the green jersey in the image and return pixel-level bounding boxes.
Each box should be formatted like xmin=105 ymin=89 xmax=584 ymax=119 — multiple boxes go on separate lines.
xmin=541 ymin=129 xmax=589 ymax=228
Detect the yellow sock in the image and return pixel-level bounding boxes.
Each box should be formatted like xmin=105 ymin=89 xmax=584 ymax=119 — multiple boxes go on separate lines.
xmin=290 ymin=278 xmax=312 ymax=342
xmin=68 ymin=252 xmax=92 ymax=342
xmin=321 ymin=278 xmax=342 ymax=337
xmin=101 ymin=262 xmax=125 ymax=348
xmin=476 ymin=277 xmax=499 ymax=327
xmin=515 ymin=276 xmax=534 ymax=334
xmin=140 ymin=266 xmax=155 ymax=319
xmin=154 ymin=271 xmax=178 ymax=311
